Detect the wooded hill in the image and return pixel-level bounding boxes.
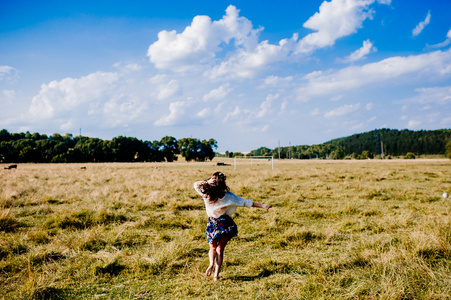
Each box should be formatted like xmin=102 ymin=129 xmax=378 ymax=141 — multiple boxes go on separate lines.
xmin=249 ymin=129 xmax=451 ymax=159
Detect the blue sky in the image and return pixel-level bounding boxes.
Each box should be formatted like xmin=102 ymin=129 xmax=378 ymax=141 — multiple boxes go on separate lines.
xmin=1 ymin=0 xmax=450 ymax=152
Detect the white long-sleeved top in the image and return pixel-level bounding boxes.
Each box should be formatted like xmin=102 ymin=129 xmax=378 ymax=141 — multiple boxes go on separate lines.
xmin=193 ymin=181 xmax=253 ymax=218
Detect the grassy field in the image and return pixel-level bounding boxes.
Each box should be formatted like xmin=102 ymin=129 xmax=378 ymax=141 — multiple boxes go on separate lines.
xmin=1 ymin=159 xmax=450 ymax=299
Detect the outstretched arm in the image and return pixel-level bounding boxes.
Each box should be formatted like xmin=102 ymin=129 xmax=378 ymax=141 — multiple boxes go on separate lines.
xmin=252 ymin=202 xmax=271 ymax=210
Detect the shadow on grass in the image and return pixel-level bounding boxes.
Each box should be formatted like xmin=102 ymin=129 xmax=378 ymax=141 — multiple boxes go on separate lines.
xmin=29 ymin=286 xmax=68 ymax=300
xmin=228 ymin=270 xmax=275 ymax=281
xmin=228 ymin=264 xmax=296 ymax=281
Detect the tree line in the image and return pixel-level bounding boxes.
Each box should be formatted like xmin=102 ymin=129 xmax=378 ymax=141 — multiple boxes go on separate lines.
xmin=249 ymin=129 xmax=451 ymax=159
xmin=0 ymin=129 xmax=217 ymax=163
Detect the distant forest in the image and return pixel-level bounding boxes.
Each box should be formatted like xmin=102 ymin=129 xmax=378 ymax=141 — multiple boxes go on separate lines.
xmin=0 ymin=129 xmax=217 ymax=163
xmin=248 ymin=129 xmax=451 ymax=159
xmin=1 ymin=128 xmax=450 ymax=163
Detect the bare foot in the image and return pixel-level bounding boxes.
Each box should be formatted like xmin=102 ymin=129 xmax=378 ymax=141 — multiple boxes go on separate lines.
xmin=214 ymin=276 xmax=220 ymax=281
xmin=205 ymin=265 xmax=214 ymax=277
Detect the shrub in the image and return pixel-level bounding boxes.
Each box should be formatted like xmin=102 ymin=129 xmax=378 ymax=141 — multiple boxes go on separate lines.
xmin=404 ymin=152 xmax=416 ymax=159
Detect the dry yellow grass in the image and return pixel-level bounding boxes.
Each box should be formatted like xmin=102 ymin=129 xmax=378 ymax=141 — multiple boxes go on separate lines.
xmin=0 ymin=159 xmax=450 ymax=299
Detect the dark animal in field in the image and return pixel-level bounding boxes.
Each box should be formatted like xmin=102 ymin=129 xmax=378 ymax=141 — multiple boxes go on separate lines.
xmin=80 ymin=166 xmax=86 ymax=169
xmin=4 ymin=164 xmax=17 ymax=170
xmin=216 ymin=162 xmax=231 ymax=166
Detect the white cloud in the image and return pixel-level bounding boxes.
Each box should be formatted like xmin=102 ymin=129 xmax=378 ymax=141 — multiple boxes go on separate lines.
xmin=406 ymin=86 xmax=451 ymax=105
xmin=342 ymin=39 xmax=377 ymax=62
xmin=60 ymin=119 xmax=73 ymax=131
xmin=223 ymin=106 xmax=253 ymax=123
xmin=0 ymin=65 xmax=17 ymax=81
xmin=0 ymin=66 xmax=13 ymax=78
xmin=203 ymin=84 xmax=230 ymax=101
xmin=350 ymin=122 xmax=364 ymax=130
xmin=428 ymin=28 xmax=451 ymax=49
xmin=310 ymin=108 xmax=320 ymax=116
xmin=157 ymin=79 xmax=182 ymax=100
xmin=263 ymin=75 xmax=293 ymax=86
xmin=148 ymin=5 xmax=298 ymax=79
xmin=407 ymin=119 xmax=421 ymax=128
xmin=197 ymin=107 xmax=210 ymax=118
xmin=366 ymin=103 xmax=374 ymax=110
xmin=206 ymin=35 xmax=298 ymax=79
xmin=331 ymin=94 xmax=343 ymax=101
xmin=113 ymin=62 xmax=143 ymax=72
xmin=2 ymin=89 xmax=16 ymax=99
xmin=297 ymin=0 xmax=387 ymax=53
xmin=324 ymin=103 xmax=361 ymax=118
xmin=412 ymin=11 xmax=431 ymax=37
xmin=148 ymin=75 xmax=183 ymax=101
xmin=103 ymin=94 xmax=148 ymax=127
xmin=154 ymin=101 xmax=187 ymax=126
xmin=298 ymin=48 xmax=451 ymax=101
xmin=147 ymin=5 xmax=261 ymax=72
xmin=256 ymin=94 xmax=278 ymax=118
xmin=29 ymin=71 xmax=119 ymax=119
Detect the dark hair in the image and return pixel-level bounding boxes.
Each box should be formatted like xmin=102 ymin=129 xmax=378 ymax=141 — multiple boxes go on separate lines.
xmin=199 ymin=172 xmax=229 ymax=203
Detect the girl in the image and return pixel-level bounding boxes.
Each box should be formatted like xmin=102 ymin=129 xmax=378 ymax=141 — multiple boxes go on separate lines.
xmin=194 ymin=172 xmax=271 ymax=281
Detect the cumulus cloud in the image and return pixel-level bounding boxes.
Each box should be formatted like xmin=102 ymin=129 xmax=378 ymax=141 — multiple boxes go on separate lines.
xmin=223 ymin=106 xmax=253 ymax=123
xmin=148 ymin=75 xmax=183 ymax=101
xmin=297 ymin=0 xmax=388 ymax=53
xmin=206 ymin=35 xmax=298 ymax=79
xmin=102 ymin=94 xmax=150 ymax=127
xmin=148 ymin=5 xmax=297 ymax=79
xmin=147 ymin=5 xmax=260 ymax=72
xmin=256 ymin=94 xmax=278 ymax=118
xmin=203 ymin=84 xmax=231 ymax=101
xmin=154 ymin=100 xmax=187 ymax=126
xmin=412 ymin=11 xmax=431 ymax=37
xmin=342 ymin=39 xmax=377 ymax=62
xmin=297 ymin=48 xmax=451 ymax=101
xmin=147 ymin=1 xmax=387 ymax=79
xmin=158 ymin=79 xmax=182 ymax=100
xmin=197 ymin=107 xmax=210 ymax=118
xmin=29 ymin=71 xmax=119 ymax=119
xmin=324 ymin=103 xmax=361 ymax=118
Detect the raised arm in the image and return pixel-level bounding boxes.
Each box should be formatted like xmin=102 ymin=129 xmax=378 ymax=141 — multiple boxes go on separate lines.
xmin=193 ymin=181 xmax=207 ymax=197
xmin=252 ymin=202 xmax=271 ymax=210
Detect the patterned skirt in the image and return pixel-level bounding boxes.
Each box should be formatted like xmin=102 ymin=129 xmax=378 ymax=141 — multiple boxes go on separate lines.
xmin=206 ymin=215 xmax=238 ymax=244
